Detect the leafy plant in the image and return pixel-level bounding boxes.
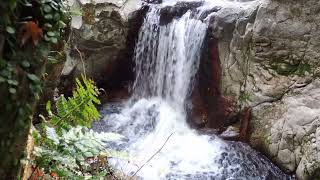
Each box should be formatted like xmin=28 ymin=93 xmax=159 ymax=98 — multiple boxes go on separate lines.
xmin=32 ymin=126 xmax=125 ymax=179
xmin=40 ymin=0 xmax=68 ymax=45
xmin=31 ymin=76 xmax=126 ymax=179
xmin=46 ymin=75 xmax=101 ymax=132
xmin=0 ymin=0 xmax=70 ymax=177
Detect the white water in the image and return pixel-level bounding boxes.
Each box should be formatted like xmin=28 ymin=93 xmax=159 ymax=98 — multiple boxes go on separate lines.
xmin=107 ymin=7 xmax=226 ymax=178
xmin=133 ymin=8 xmax=207 ymax=107
xmin=97 ymin=1 xmax=290 ymax=179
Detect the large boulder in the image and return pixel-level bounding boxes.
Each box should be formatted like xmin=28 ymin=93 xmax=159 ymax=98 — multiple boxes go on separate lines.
xmin=61 ymin=0 xmax=143 ymax=95
xmin=252 ymin=80 xmax=320 ymax=180
xmin=208 ymin=0 xmax=320 ymax=179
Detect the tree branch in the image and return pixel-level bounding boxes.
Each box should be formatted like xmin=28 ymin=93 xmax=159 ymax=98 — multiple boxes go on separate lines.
xmin=129 ymin=132 xmax=174 ymax=180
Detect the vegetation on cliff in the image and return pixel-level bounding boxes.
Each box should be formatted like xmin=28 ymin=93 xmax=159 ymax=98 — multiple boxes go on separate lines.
xmin=0 ymin=0 xmax=68 ymax=178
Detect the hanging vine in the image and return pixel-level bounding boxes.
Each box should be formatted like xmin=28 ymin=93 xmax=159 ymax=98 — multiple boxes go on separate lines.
xmin=0 ymin=0 xmax=70 ymax=178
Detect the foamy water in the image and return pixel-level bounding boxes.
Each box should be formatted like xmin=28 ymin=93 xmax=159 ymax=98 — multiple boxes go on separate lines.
xmin=94 ymin=1 xmax=291 ymax=179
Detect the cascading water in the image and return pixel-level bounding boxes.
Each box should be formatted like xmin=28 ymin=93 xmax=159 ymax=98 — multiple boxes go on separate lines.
xmin=133 ymin=8 xmax=206 ymax=106
xmin=95 ymin=1 xmax=292 ymax=179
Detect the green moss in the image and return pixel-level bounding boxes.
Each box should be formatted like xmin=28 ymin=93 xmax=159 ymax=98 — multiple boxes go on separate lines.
xmin=270 ymin=61 xmax=312 ymax=76
xmin=239 ymin=91 xmax=252 ymax=103
xmin=295 ymin=63 xmax=311 ymax=76
xmin=270 ymin=62 xmax=297 ymax=75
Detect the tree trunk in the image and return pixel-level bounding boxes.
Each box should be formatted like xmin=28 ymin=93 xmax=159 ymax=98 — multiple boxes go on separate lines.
xmin=0 ymin=46 xmax=48 ymax=179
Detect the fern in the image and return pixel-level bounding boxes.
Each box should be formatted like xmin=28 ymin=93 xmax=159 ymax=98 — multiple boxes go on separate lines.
xmin=33 ymin=127 xmax=126 ymax=179
xmin=32 ymin=76 xmax=127 ymax=179
xmin=47 ymin=75 xmax=101 ymax=132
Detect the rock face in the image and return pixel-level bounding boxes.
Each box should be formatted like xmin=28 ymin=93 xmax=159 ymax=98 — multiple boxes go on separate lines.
xmin=59 ymin=0 xmax=320 ymax=178
xmin=252 ymin=80 xmax=320 ymax=180
xmin=207 ymin=0 xmax=320 ymax=179
xmin=61 ymin=0 xmax=143 ymax=95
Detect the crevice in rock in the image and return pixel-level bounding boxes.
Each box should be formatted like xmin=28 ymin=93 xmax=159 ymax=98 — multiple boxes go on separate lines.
xmin=188 ymin=27 xmax=238 ymax=132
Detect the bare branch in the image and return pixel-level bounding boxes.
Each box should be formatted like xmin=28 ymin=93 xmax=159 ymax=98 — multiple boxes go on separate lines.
xmin=128 ymin=132 xmax=174 ymax=180
xmin=74 ymin=46 xmax=86 ymax=77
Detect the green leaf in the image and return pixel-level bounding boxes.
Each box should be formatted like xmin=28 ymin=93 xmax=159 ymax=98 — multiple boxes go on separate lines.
xmin=54 ymin=13 xmax=61 ymax=21
xmin=44 ymin=14 xmax=53 ymax=19
xmin=51 ymin=116 xmax=60 ymax=125
xmin=44 ymin=35 xmax=51 ymax=41
xmin=43 ymin=4 xmax=52 ymax=13
xmin=58 ymin=21 xmax=67 ymax=28
xmin=9 ymin=0 xmax=17 ymax=10
xmin=44 ymin=23 xmax=53 ymax=28
xmin=9 ymin=88 xmax=16 ymax=94
xmin=21 ymin=61 xmax=30 ymax=68
xmin=51 ymin=37 xmax=58 ymax=44
xmin=27 ymin=74 xmax=40 ymax=82
xmin=6 ymin=26 xmax=15 ymax=34
xmin=46 ymin=101 xmax=52 ymax=112
xmin=0 ymin=76 xmax=5 ymax=83
xmin=7 ymin=79 xmax=18 ymax=86
xmin=47 ymin=31 xmax=55 ymax=37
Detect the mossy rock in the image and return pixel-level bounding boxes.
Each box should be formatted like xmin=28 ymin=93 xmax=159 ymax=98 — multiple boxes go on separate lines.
xmin=270 ymin=61 xmax=312 ymax=76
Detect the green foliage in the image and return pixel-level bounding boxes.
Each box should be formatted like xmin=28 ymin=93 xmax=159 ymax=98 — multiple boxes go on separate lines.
xmin=295 ymin=63 xmax=311 ymax=76
xmin=33 ymin=127 xmax=125 ymax=179
xmin=239 ymin=91 xmax=252 ymax=103
xmin=0 ymin=0 xmax=70 ymax=176
xmin=0 ymin=0 xmax=70 ymax=122
xmin=0 ymin=0 xmax=70 ymax=104
xmin=270 ymin=60 xmax=312 ymax=77
xmin=32 ymin=76 xmax=125 ymax=179
xmin=47 ymin=75 xmax=101 ymax=132
xmin=41 ymin=0 xmax=69 ymax=45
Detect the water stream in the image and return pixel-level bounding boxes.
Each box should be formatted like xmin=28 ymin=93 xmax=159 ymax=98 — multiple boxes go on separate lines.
xmin=94 ymin=1 xmax=292 ymax=179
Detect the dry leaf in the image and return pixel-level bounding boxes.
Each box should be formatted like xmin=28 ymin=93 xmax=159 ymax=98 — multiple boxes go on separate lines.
xmin=19 ymin=21 xmax=43 ymax=46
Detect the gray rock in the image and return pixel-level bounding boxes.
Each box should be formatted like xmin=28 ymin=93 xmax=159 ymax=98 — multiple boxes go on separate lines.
xmin=59 ymin=0 xmax=320 ymax=178
xmin=61 ymin=0 xmax=142 ymax=91
xmin=209 ymin=0 xmax=320 ymax=179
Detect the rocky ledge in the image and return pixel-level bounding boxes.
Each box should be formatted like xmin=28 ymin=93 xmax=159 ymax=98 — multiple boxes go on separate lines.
xmin=60 ymin=0 xmax=146 ymax=98
xmin=207 ymin=0 xmax=320 ymax=179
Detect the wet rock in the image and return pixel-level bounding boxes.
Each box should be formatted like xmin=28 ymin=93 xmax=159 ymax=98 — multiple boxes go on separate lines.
xmin=205 ymin=0 xmax=320 ymax=178
xmin=143 ymin=0 xmax=162 ymax=4
xmin=191 ymin=34 xmax=238 ymax=130
xmin=219 ymin=126 xmax=240 ymax=141
xmin=159 ymin=1 xmax=203 ymax=25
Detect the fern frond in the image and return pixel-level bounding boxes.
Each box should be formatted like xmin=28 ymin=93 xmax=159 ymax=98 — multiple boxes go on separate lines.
xmin=48 ymin=75 xmax=101 ymax=130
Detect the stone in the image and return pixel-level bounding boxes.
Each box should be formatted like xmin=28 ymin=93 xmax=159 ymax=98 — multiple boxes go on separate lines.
xmin=61 ymin=0 xmax=143 ymax=95
xmin=252 ymin=80 xmax=320 ymax=179
xmin=206 ymin=0 xmax=320 ymax=178
xmin=159 ymin=1 xmax=204 ymax=25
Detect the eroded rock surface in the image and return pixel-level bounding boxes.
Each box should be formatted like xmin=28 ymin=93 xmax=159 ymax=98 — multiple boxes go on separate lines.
xmin=208 ymin=0 xmax=320 ymax=179
xmin=61 ymin=0 xmax=143 ymax=94
xmin=252 ymin=80 xmax=320 ymax=180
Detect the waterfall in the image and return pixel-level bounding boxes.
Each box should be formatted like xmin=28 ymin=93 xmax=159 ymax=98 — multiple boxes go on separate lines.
xmin=133 ymin=7 xmax=207 ymax=108
xmin=96 ymin=2 xmax=292 ymax=180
